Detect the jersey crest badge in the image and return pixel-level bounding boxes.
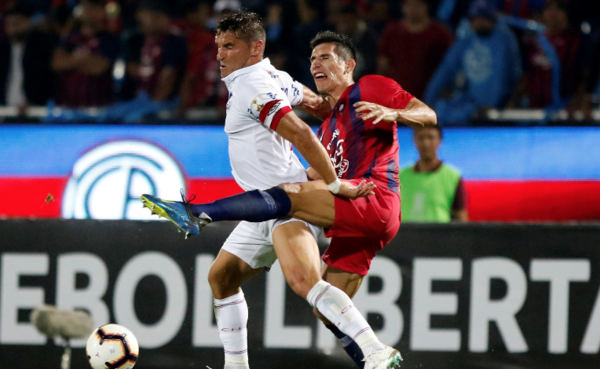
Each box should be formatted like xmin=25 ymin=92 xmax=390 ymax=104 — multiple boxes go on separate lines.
xmin=252 ymin=99 xmax=264 ymax=112
xmin=250 ymin=96 xmax=264 ymax=119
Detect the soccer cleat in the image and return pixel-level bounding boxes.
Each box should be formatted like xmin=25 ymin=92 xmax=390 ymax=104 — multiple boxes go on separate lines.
xmin=140 ymin=190 xmax=212 ymax=239
xmin=363 ymin=346 xmax=403 ymax=369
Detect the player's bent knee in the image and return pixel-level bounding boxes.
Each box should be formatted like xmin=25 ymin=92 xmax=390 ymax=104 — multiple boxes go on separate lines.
xmin=208 ymin=265 xmax=238 ymax=299
xmin=286 ymin=277 xmax=312 ymax=300
xmin=207 ymin=266 xmax=221 ymax=293
xmin=287 ymin=272 xmax=324 ymax=300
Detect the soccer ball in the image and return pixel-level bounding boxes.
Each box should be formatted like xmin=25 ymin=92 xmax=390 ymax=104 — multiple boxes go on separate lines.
xmin=86 ymin=324 xmax=139 ymax=369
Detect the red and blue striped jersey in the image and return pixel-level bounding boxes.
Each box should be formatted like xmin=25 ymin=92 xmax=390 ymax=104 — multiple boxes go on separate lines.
xmin=317 ymin=75 xmax=414 ymax=192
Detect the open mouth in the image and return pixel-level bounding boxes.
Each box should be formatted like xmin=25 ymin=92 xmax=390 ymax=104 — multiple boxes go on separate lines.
xmin=314 ymin=72 xmax=327 ymax=80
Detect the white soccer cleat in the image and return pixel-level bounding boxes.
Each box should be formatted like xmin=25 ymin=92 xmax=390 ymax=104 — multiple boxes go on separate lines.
xmin=364 ymin=346 xmax=403 ymax=369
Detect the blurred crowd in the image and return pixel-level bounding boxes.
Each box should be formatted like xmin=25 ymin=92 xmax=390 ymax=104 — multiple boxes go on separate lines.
xmin=1 ymin=0 xmax=600 ymax=123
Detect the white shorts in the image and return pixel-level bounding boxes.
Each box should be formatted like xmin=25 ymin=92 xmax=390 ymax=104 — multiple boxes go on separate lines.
xmin=222 ymin=217 xmax=322 ymax=269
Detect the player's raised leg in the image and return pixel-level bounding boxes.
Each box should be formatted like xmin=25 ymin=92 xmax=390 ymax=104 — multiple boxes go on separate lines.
xmin=208 ymin=250 xmax=263 ymax=369
xmin=141 ymin=187 xmax=292 ymax=238
xmin=272 ymin=222 xmax=401 ymax=369
xmin=140 ymin=179 xmax=340 ymax=240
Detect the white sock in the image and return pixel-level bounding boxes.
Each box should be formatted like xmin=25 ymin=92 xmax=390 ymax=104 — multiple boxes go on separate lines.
xmin=307 ymin=281 xmax=385 ymax=356
xmin=214 ymin=290 xmax=249 ymax=368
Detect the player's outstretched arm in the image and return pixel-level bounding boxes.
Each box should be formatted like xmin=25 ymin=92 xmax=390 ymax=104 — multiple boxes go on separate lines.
xmin=275 ymin=112 xmax=375 ymax=199
xmin=355 ymin=98 xmax=437 ymax=128
xmin=296 ymin=86 xmax=332 ymax=120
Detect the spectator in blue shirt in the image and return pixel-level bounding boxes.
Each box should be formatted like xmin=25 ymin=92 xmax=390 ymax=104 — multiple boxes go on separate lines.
xmin=424 ymin=0 xmax=522 ymax=125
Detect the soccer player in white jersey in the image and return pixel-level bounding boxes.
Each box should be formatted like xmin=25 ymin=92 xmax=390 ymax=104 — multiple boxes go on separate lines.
xmin=142 ymin=10 xmax=401 ymax=369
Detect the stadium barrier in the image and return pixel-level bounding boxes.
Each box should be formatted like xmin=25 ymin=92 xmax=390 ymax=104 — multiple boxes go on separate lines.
xmin=2 ymin=125 xmax=600 ymax=222
xmin=1 ymin=220 xmax=600 ymax=369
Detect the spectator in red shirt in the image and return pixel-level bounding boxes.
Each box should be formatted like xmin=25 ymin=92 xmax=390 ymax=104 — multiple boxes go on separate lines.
xmin=125 ymin=0 xmax=187 ymax=102
xmin=52 ymin=0 xmax=119 ymax=107
xmin=512 ymin=0 xmax=582 ymax=108
xmin=177 ymin=0 xmax=217 ymax=115
xmin=378 ymin=0 xmax=453 ymax=99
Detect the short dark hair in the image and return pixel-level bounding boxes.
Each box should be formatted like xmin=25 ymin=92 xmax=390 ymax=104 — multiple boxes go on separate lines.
xmin=415 ymin=124 xmax=443 ymax=139
xmin=310 ymin=31 xmax=356 ymax=61
xmin=217 ymin=10 xmax=266 ymax=45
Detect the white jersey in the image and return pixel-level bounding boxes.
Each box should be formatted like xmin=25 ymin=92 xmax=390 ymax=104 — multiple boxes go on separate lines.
xmin=222 ymin=58 xmax=307 ymax=191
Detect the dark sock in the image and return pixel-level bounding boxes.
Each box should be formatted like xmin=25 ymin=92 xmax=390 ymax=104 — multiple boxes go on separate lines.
xmin=188 ymin=187 xmax=291 ymax=222
xmin=325 ymin=324 xmax=365 ymax=368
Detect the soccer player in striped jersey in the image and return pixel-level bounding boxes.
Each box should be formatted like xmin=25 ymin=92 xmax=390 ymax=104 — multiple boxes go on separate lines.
xmin=278 ymin=31 xmax=437 ymax=367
